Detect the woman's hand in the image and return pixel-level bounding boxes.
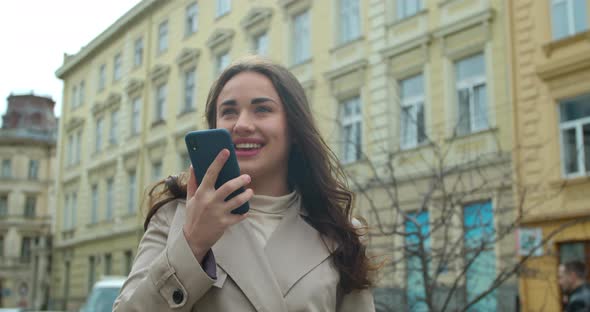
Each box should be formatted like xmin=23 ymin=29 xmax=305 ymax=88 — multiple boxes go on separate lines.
xmin=183 ymin=149 xmax=252 ymax=263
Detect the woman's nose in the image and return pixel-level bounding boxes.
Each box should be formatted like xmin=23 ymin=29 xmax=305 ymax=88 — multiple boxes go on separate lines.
xmin=233 ymin=111 xmax=255 ymax=134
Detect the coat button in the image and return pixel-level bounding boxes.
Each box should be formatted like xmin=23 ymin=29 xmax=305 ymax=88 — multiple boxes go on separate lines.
xmin=172 ymin=289 xmax=184 ymax=304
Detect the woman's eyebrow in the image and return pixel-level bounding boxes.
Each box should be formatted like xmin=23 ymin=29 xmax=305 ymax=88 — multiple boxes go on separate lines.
xmin=251 ymin=97 xmax=277 ymax=105
xmin=220 ymin=99 xmax=237 ymax=107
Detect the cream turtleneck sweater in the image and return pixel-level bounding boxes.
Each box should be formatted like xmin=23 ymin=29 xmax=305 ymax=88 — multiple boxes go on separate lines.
xmin=246 ymin=191 xmax=299 ymax=247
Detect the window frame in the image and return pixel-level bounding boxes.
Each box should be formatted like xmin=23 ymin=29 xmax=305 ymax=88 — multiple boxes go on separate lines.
xmin=397 ymin=0 xmax=423 ymax=20
xmin=216 ymin=0 xmax=231 ymax=17
xmin=158 ymin=20 xmax=169 ymax=54
xmin=134 ymin=37 xmax=143 ymax=67
xmin=106 ymin=177 xmax=114 ymax=221
xmin=28 ymin=159 xmax=39 ymax=179
xmin=399 ymin=74 xmax=426 ymax=149
xmin=186 ymin=2 xmax=198 ymax=36
xmin=131 ymin=97 xmax=141 ymax=135
xmin=254 ymin=31 xmax=269 ymax=56
xmin=128 ymin=170 xmax=137 ymax=214
xmin=24 ymin=195 xmax=36 ymax=218
xmin=155 ymin=84 xmax=167 ymax=122
xmin=1 ymin=159 xmax=11 ymax=178
xmin=113 ymin=53 xmax=122 ymax=82
xmin=292 ymin=10 xmax=311 ymax=65
xmin=339 ymin=0 xmax=361 ymax=44
xmin=110 ymin=109 xmax=119 ymax=145
xmin=558 ymin=94 xmax=590 ymax=178
xmin=340 ymin=96 xmax=363 ymax=164
xmin=95 ymin=117 xmax=104 ymax=152
xmin=454 ymin=53 xmax=488 ymax=136
xmin=550 ymin=0 xmax=589 ymax=40
xmin=183 ymin=68 xmax=196 ymax=113
xmin=91 ymin=184 xmax=99 ymax=224
xmin=98 ymin=64 xmax=106 ymax=92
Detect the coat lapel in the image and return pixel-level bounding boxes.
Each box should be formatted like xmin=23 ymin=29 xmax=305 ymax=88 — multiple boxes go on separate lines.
xmin=212 ymin=219 xmax=288 ymax=312
xmin=264 ymin=201 xmax=336 ymax=296
xmin=170 ymin=201 xmax=287 ymax=312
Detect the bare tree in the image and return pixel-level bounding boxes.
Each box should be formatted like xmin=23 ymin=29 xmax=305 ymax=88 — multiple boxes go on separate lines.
xmin=322 ymin=109 xmax=589 ymax=312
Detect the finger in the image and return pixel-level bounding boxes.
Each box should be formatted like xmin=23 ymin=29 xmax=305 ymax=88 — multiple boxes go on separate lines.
xmin=200 ymin=149 xmax=229 ymax=189
xmin=186 ymin=165 xmax=198 ymax=200
xmin=215 ymin=174 xmax=251 ymax=201
xmin=222 ymin=188 xmax=253 ymax=214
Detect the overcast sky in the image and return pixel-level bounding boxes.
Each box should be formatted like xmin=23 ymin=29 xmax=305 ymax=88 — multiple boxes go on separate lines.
xmin=0 ymin=0 xmax=141 ymax=120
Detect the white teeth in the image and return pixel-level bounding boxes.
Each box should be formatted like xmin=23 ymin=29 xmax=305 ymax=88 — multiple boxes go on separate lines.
xmin=235 ymin=143 xmax=261 ymax=149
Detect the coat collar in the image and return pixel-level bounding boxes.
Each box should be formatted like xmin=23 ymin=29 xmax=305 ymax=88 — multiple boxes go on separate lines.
xmin=173 ymin=198 xmax=334 ymax=311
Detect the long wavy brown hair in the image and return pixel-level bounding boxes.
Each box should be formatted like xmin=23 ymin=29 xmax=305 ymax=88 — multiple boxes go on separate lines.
xmin=145 ymin=56 xmax=374 ymax=294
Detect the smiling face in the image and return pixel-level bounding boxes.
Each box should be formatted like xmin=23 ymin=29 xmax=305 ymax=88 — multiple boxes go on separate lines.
xmin=216 ymin=71 xmax=291 ymax=195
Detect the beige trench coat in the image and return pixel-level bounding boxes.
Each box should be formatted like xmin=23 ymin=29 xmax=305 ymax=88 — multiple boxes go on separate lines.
xmin=113 ymin=199 xmax=375 ymax=311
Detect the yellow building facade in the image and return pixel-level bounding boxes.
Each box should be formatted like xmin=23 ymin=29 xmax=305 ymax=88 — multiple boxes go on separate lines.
xmin=52 ymin=0 xmax=372 ymax=310
xmin=53 ymin=0 xmax=527 ymax=310
xmin=509 ymin=0 xmax=590 ymax=311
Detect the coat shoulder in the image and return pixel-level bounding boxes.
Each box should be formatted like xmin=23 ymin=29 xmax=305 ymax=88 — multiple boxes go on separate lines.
xmin=147 ymin=198 xmax=185 ymax=229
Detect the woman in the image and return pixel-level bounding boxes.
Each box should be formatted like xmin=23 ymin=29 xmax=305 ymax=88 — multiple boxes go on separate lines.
xmin=114 ymin=57 xmax=376 ymax=311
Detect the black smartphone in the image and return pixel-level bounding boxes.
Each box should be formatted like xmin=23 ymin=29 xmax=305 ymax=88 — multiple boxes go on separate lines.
xmin=185 ymin=129 xmax=249 ymax=214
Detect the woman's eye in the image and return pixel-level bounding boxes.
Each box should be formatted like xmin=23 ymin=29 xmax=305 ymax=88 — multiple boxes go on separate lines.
xmin=255 ymin=106 xmax=272 ymax=113
xmin=221 ymin=108 xmax=237 ymax=116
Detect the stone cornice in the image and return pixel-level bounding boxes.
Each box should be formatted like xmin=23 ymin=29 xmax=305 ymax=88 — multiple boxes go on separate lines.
xmin=324 ymin=59 xmax=368 ymax=81
xmin=65 ymin=117 xmax=85 ymax=132
xmin=125 ymin=79 xmax=144 ymax=95
xmin=92 ymin=92 xmax=121 ymax=115
xmin=240 ymin=7 xmax=273 ymax=30
xmin=150 ymin=64 xmax=171 ymax=84
xmin=207 ymin=28 xmax=235 ymax=50
xmin=176 ymin=48 xmax=201 ymax=67
xmin=432 ymin=8 xmax=494 ymax=39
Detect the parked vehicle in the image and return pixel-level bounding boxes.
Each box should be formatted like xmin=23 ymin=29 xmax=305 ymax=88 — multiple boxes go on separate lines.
xmin=79 ymin=276 xmax=126 ymax=312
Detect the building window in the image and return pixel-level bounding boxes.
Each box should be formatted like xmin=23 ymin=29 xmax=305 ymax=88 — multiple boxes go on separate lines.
xmin=183 ymin=68 xmax=196 ymax=113
xmin=75 ymin=130 xmax=82 ymax=164
xmin=455 ymin=53 xmax=488 ymax=136
xmin=1 ymin=159 xmax=11 ymax=178
xmin=152 ymin=161 xmax=163 ymax=181
xmin=67 ymin=135 xmax=73 ymax=166
xmin=216 ymin=52 xmax=230 ymax=76
xmin=405 ymin=211 xmax=430 ymax=312
xmin=113 ymin=53 xmax=122 ymax=82
xmin=79 ymin=81 xmax=85 ymax=106
xmin=71 ymin=192 xmax=77 ymax=228
xmin=95 ymin=117 xmax=103 ymax=152
xmin=88 ymin=256 xmax=96 ymax=292
xmin=551 ymin=0 xmax=588 ymax=40
xmin=21 ymin=237 xmax=32 ymax=262
xmin=109 ymin=109 xmax=119 ymax=145
xmin=158 ymin=20 xmax=168 ymax=53
xmin=106 ymin=178 xmax=114 ymax=221
xmin=0 ymin=237 xmax=4 ymax=257
xmin=397 ymin=0 xmax=422 ymax=20
xmin=124 ymin=250 xmax=133 ymax=275
xmin=104 ymin=253 xmax=112 ymax=275
xmin=91 ymin=184 xmax=98 ymax=224
xmin=559 ymin=94 xmax=590 ymax=177
xmin=340 ymin=96 xmax=362 ymax=164
xmin=28 ymin=159 xmax=39 ymax=179
xmin=216 ymin=0 xmax=231 ymax=17
xmin=339 ymin=0 xmax=361 ymax=44
xmin=128 ymin=171 xmax=136 ymax=214
xmin=292 ymin=10 xmax=311 ymax=65
xmin=24 ymin=196 xmax=36 ymax=218
xmin=400 ymin=74 xmax=426 ymax=149
xmin=155 ymin=84 xmax=167 ymax=122
xmin=186 ymin=2 xmax=198 ymax=36
xmin=559 ymin=242 xmax=590 ymax=281
xmin=0 ymin=195 xmax=8 ymax=217
xmin=134 ymin=38 xmax=143 ymax=67
xmin=98 ymin=64 xmax=106 ymax=92
xmin=463 ymin=200 xmax=496 ymax=310
xmin=254 ymin=32 xmax=269 ymax=56
xmin=71 ymin=85 xmax=78 ymax=108
xmin=131 ymin=97 xmax=141 ymax=135
xmin=64 ymin=194 xmax=70 ymax=230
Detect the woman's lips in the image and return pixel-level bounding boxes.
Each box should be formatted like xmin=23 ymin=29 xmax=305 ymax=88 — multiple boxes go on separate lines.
xmin=234 ymin=142 xmax=263 ymax=157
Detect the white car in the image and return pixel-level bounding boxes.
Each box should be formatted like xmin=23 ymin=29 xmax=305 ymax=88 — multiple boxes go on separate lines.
xmin=79 ymin=276 xmax=126 ymax=312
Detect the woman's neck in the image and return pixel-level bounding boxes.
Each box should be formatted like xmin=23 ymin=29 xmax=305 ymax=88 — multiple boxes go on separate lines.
xmin=249 ymin=175 xmax=290 ymax=197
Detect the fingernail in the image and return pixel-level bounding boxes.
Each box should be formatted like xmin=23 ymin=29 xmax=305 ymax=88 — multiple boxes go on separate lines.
xmin=244 ymin=175 xmax=251 ymax=183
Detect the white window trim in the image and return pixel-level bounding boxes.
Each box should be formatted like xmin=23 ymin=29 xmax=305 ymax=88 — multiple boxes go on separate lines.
xmin=182 ymin=69 xmax=196 ymax=112
xmin=134 ymin=38 xmax=143 ymax=66
xmin=551 ymin=0 xmax=588 ymax=39
xmin=131 ymin=97 xmax=141 ymax=135
xmin=339 ymin=0 xmax=361 ymax=44
xmin=456 ymin=75 xmax=488 ymax=135
xmin=155 ymin=84 xmax=166 ymax=121
xmin=292 ymin=10 xmax=311 ymax=65
xmin=158 ymin=21 xmax=168 ymax=53
xmin=114 ymin=54 xmax=122 ymax=81
xmin=397 ymin=0 xmax=423 ymax=20
xmin=216 ymin=0 xmax=231 ymax=17
xmin=401 ymin=93 xmax=425 ymax=150
xmin=340 ymin=97 xmax=363 ymax=164
xmin=186 ymin=2 xmax=198 ymax=35
xmin=559 ymin=115 xmax=590 ymax=178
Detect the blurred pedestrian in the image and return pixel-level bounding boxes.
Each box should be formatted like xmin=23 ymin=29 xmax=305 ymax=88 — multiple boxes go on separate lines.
xmin=559 ymin=260 xmax=590 ymax=312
